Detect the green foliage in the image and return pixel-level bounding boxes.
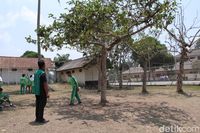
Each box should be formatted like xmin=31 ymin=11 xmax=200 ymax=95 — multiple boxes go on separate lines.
xmin=130 ymin=36 xmax=174 ymax=68
xmin=21 ymin=51 xmax=44 ymax=58
xmin=54 ymin=54 xmax=71 ymax=68
xmin=151 ymin=49 xmax=175 ymax=68
xmin=108 ymin=42 xmax=133 ymax=70
xmin=26 ymin=0 xmax=177 ymax=55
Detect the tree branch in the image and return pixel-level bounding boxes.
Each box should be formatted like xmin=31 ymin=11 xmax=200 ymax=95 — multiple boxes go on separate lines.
xmin=188 ymin=28 xmax=200 ymax=47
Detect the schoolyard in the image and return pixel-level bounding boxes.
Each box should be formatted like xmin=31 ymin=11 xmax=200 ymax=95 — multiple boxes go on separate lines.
xmin=0 ymin=84 xmax=200 ymax=133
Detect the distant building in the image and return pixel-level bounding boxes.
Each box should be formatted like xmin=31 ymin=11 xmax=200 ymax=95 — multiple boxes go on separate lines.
xmin=56 ymin=57 xmax=99 ymax=88
xmin=122 ymin=66 xmax=171 ymax=81
xmin=175 ymin=48 xmax=200 ymax=80
xmin=0 ymin=56 xmax=54 ymax=84
xmin=122 ymin=49 xmax=200 ymax=81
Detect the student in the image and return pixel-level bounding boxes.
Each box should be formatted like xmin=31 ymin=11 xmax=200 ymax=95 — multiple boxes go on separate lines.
xmin=0 ymin=87 xmax=14 ymax=107
xmin=20 ymin=74 xmax=26 ymax=94
xmin=66 ymin=71 xmax=81 ymax=106
xmin=26 ymin=75 xmax=32 ymax=94
xmin=34 ymin=60 xmax=49 ymax=123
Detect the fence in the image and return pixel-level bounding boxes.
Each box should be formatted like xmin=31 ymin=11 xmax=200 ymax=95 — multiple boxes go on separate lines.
xmin=108 ymin=63 xmax=200 ymax=86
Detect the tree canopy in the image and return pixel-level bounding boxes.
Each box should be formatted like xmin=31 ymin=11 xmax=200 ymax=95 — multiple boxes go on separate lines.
xmin=27 ymin=0 xmax=177 ymax=54
xmin=26 ymin=0 xmax=177 ymax=105
xmin=54 ymin=54 xmax=71 ymax=68
xmin=21 ymin=51 xmax=44 ymax=58
xmin=130 ymin=36 xmax=174 ymax=68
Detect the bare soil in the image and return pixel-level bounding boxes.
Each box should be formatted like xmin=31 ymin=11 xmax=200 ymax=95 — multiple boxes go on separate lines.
xmin=0 ymin=84 xmax=200 ymax=133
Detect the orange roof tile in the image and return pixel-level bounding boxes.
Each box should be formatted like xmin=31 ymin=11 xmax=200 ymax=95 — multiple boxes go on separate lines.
xmin=0 ymin=56 xmax=54 ymax=69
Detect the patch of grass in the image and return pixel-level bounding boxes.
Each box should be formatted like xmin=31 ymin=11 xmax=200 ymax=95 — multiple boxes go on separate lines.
xmin=183 ymin=85 xmax=200 ymax=91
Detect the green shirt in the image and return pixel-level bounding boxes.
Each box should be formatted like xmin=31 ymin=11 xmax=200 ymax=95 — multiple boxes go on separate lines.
xmin=27 ymin=77 xmax=32 ymax=86
xmin=0 ymin=92 xmax=9 ymax=99
xmin=67 ymin=76 xmax=78 ymax=89
xmin=34 ymin=69 xmax=45 ymax=95
xmin=20 ymin=77 xmax=26 ymax=85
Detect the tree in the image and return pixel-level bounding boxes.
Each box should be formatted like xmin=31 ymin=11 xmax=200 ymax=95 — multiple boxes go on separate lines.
xmin=108 ymin=43 xmax=133 ymax=89
xmin=130 ymin=36 xmax=169 ymax=94
xmin=27 ymin=0 xmax=177 ymax=105
xmin=21 ymin=51 xmax=44 ymax=58
xmin=54 ymin=54 xmax=71 ymax=68
xmin=164 ymin=7 xmax=200 ymax=94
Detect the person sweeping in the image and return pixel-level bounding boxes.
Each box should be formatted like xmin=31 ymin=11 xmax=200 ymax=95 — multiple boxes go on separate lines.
xmin=66 ymin=71 xmax=81 ymax=106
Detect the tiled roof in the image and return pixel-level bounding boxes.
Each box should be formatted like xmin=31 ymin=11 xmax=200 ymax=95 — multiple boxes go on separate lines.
xmin=57 ymin=57 xmax=92 ymax=71
xmin=0 ymin=56 xmax=54 ymax=69
xmin=122 ymin=67 xmax=144 ymax=74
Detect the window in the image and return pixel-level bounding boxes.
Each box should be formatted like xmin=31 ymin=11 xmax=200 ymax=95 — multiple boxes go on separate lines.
xmin=134 ymin=75 xmax=139 ymax=78
xmin=72 ymin=70 xmax=75 ymax=73
xmin=12 ymin=68 xmax=17 ymax=71
xmin=79 ymin=69 xmax=82 ymax=72
xmin=198 ymin=56 xmax=200 ymax=60
xmin=27 ymin=68 xmax=33 ymax=71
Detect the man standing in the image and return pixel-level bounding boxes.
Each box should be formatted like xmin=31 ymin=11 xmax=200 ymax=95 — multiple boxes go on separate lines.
xmin=67 ymin=71 xmax=81 ymax=106
xmin=34 ymin=60 xmax=49 ymax=123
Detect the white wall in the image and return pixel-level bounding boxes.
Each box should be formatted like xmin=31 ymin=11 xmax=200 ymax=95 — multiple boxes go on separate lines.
xmin=0 ymin=68 xmax=35 ymax=84
xmin=57 ymin=65 xmax=99 ymax=85
xmin=72 ymin=69 xmax=85 ymax=85
xmin=57 ymin=68 xmax=86 ymax=85
xmin=84 ymin=65 xmax=98 ymax=81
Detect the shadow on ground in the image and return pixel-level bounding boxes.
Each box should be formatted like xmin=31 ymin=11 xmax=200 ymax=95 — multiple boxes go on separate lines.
xmin=48 ymin=97 xmax=195 ymax=128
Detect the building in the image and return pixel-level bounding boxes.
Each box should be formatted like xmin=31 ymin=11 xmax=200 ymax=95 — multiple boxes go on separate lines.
xmin=122 ymin=49 xmax=200 ymax=81
xmin=0 ymin=56 xmax=54 ymax=84
xmin=175 ymin=48 xmax=200 ymax=80
xmin=56 ymin=57 xmax=98 ymax=88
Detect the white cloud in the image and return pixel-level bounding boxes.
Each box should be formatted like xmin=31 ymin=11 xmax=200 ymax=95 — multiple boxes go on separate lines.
xmin=0 ymin=6 xmax=49 ymax=30
xmin=3 ymin=0 xmax=35 ymax=5
xmin=0 ymin=31 xmax=11 ymax=44
xmin=20 ymin=6 xmax=37 ymax=25
xmin=0 ymin=13 xmax=19 ymax=29
xmin=20 ymin=6 xmax=50 ymax=25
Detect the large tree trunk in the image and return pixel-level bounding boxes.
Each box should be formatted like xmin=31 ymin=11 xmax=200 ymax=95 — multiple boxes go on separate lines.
xmin=100 ymin=47 xmax=108 ymax=106
xmin=176 ymin=48 xmax=186 ymax=94
xmin=97 ymin=56 xmax=102 ymax=92
xmin=142 ymin=61 xmax=148 ymax=94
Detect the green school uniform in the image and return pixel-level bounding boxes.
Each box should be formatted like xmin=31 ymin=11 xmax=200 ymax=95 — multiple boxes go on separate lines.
xmin=33 ymin=69 xmax=45 ymax=95
xmin=20 ymin=76 xmax=26 ymax=94
xmin=0 ymin=92 xmax=9 ymax=104
xmin=68 ymin=76 xmax=81 ymax=104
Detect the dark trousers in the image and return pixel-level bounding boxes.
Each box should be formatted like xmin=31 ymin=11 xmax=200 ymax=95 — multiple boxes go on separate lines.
xmin=35 ymin=95 xmax=47 ymax=121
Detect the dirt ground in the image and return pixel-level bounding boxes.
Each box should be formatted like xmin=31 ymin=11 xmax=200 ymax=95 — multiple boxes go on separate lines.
xmin=0 ymin=84 xmax=200 ymax=133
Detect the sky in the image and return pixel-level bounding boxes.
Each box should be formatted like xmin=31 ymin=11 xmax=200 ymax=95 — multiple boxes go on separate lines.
xmin=0 ymin=0 xmax=200 ymax=60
